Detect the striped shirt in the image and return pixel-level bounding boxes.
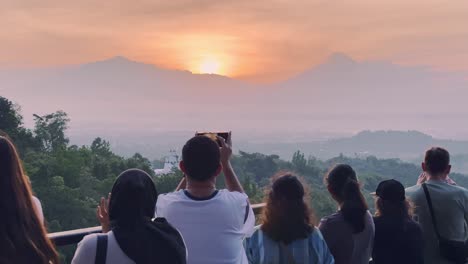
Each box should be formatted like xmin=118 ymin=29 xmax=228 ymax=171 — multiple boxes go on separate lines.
xmin=245 ymin=226 xmax=335 ymax=264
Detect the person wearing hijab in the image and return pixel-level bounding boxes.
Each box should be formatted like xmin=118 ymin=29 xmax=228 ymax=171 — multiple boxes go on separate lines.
xmin=72 ymin=169 xmax=187 ymax=264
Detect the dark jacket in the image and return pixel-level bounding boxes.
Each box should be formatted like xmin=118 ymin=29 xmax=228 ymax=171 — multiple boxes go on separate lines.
xmin=372 ymin=216 xmax=424 ymax=264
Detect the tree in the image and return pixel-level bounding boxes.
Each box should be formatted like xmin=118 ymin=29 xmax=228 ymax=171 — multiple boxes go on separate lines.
xmin=91 ymin=137 xmax=112 ymax=157
xmin=292 ymin=150 xmax=307 ymax=173
xmin=34 ymin=111 xmax=70 ymax=152
xmin=0 ymin=96 xmax=38 ymax=155
xmin=0 ymin=96 xmax=23 ymax=134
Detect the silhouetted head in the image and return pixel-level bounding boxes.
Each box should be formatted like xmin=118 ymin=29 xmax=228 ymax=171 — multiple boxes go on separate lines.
xmin=0 ymin=135 xmax=58 ymax=263
xmin=180 ymin=136 xmax=221 ymax=182
xmin=325 ymin=164 xmax=368 ymax=233
xmin=374 ymin=179 xmax=413 ymax=219
xmin=109 ymin=169 xmax=158 ymax=227
xmin=423 ymin=147 xmax=451 ymax=178
xmin=261 ymin=172 xmax=315 ymax=244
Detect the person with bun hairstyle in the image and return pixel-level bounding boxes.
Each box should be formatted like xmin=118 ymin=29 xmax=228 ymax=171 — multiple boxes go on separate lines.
xmin=245 ymin=172 xmax=334 ymax=264
xmin=319 ymin=164 xmax=374 ymax=264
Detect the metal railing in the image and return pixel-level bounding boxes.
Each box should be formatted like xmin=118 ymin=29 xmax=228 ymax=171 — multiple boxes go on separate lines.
xmin=48 ymin=203 xmax=266 ymax=247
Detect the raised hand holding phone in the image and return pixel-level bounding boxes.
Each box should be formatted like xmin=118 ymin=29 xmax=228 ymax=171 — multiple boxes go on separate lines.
xmin=217 ymin=132 xmax=232 ymax=165
xmin=217 ymin=132 xmax=244 ymax=193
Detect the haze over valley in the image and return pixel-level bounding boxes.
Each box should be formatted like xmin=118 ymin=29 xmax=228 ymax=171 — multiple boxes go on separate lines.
xmin=3 ymin=54 xmax=468 ymax=174
xmin=3 ymin=53 xmax=468 ymax=155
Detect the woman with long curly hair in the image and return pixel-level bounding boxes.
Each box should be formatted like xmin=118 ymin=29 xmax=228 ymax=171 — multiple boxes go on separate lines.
xmin=245 ymin=172 xmax=334 ymax=264
xmin=0 ymin=135 xmax=59 ymax=264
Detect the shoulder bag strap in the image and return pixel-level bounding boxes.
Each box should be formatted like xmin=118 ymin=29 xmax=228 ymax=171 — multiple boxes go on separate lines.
xmin=422 ymin=183 xmax=442 ymax=240
xmin=95 ymin=234 xmax=108 ymax=264
xmin=279 ymin=242 xmax=297 ymax=264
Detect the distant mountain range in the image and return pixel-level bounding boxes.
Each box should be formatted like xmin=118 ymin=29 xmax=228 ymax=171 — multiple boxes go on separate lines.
xmin=237 ymin=130 xmax=468 ymax=174
xmin=104 ymin=129 xmax=468 ymax=174
xmin=239 ymin=130 xmax=468 ymax=159
xmin=2 ymin=53 xmax=468 ymax=146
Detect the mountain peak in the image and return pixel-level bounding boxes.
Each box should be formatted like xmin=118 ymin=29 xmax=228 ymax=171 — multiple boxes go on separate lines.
xmin=326 ymin=52 xmax=356 ymax=65
xmin=101 ymin=56 xmax=135 ymax=64
xmin=110 ymin=55 xmax=129 ymax=60
xmin=80 ymin=56 xmax=158 ymax=73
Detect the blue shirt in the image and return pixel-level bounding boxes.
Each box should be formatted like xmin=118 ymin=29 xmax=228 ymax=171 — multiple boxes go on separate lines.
xmin=245 ymin=226 xmax=335 ymax=264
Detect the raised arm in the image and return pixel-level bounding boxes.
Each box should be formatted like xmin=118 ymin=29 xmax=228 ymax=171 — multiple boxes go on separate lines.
xmin=218 ymin=134 xmax=244 ymax=193
xmin=175 ymin=176 xmax=187 ymax=191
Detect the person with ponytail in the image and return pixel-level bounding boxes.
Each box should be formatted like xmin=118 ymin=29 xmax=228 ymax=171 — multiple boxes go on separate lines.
xmin=245 ymin=172 xmax=334 ymax=264
xmin=0 ymin=135 xmax=59 ymax=264
xmin=319 ymin=164 xmax=374 ymax=264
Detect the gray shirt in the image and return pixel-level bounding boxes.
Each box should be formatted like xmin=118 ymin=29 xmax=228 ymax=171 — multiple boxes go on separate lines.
xmin=319 ymin=211 xmax=374 ymax=264
xmin=406 ymin=180 xmax=468 ymax=264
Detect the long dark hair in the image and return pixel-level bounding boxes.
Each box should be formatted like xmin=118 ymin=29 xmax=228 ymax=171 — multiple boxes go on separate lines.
xmin=261 ymin=172 xmax=316 ymax=244
xmin=325 ymin=164 xmax=368 ymax=233
xmin=0 ymin=136 xmax=59 ymax=264
xmin=375 ymin=198 xmax=413 ymax=220
xmin=109 ymin=169 xmax=186 ymax=264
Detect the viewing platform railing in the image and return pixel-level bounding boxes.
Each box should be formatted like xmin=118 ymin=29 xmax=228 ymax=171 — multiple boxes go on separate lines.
xmin=48 ymin=203 xmax=266 ymax=247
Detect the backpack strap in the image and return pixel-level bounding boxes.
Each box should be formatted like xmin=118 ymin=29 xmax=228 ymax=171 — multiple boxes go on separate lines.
xmin=95 ymin=234 xmax=108 ymax=264
xmin=422 ymin=183 xmax=442 ymax=240
xmin=244 ymin=202 xmax=250 ymax=224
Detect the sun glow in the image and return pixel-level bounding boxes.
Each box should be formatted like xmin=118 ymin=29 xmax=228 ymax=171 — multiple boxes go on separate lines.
xmin=199 ymin=57 xmax=221 ymax=74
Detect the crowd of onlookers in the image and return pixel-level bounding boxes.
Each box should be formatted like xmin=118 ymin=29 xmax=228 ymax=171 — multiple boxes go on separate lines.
xmin=1 ymin=132 xmax=468 ymax=264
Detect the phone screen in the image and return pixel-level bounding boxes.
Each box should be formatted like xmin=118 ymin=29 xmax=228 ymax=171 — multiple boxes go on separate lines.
xmin=195 ymin=132 xmax=229 ymax=146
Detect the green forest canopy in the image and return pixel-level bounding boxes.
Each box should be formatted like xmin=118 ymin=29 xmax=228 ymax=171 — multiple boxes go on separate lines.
xmin=2 ymin=96 xmax=468 ymax=262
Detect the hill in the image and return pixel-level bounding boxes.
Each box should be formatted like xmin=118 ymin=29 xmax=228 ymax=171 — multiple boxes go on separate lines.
xmin=236 ymin=130 xmax=468 ymax=173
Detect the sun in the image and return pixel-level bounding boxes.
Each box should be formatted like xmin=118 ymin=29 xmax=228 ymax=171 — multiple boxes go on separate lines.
xmin=199 ymin=57 xmax=221 ymax=74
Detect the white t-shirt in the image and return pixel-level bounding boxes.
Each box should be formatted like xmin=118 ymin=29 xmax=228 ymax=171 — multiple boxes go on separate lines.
xmin=156 ymin=189 xmax=255 ymax=264
xmin=72 ymin=231 xmax=135 ymax=264
xmin=32 ymin=196 xmax=44 ymax=224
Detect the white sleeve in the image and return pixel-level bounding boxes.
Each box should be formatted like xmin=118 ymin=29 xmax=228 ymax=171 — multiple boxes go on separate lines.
xmin=71 ymin=235 xmax=98 ymax=264
xmin=226 ymin=191 xmax=256 ymax=237
xmin=155 ymin=194 xmax=167 ymax=218
xmin=242 ymin=203 xmax=255 ymax=237
xmin=32 ymin=196 xmax=44 ymax=224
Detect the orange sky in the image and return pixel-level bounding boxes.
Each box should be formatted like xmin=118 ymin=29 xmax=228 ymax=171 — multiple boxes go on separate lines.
xmin=1 ymin=0 xmax=468 ymax=82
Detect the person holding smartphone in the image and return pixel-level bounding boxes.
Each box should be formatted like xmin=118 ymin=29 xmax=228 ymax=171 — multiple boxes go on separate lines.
xmin=156 ymin=133 xmax=255 ymax=264
xmin=406 ymin=147 xmax=468 ymax=264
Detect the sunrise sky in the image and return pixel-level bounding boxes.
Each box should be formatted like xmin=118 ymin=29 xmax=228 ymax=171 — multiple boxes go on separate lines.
xmin=2 ymin=0 xmax=468 ymax=82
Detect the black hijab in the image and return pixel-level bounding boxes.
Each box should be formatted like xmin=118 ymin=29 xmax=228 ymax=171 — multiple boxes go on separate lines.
xmin=109 ymin=169 xmax=186 ymax=264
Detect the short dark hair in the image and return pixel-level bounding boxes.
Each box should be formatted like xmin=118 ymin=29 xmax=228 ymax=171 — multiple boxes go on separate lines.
xmin=182 ymin=136 xmax=220 ymax=181
xmin=424 ymin=147 xmax=450 ymax=175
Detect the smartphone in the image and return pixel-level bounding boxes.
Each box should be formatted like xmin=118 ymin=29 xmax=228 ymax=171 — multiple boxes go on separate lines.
xmin=195 ymin=132 xmax=230 ymax=146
